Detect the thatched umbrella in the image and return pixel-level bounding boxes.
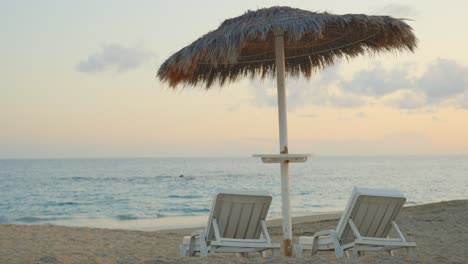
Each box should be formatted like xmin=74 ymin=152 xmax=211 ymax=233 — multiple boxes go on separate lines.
xmin=158 ymin=6 xmax=416 ymax=256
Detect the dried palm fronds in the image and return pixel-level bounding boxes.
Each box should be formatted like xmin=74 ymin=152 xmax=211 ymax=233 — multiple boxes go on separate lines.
xmin=158 ymin=6 xmax=417 ymax=88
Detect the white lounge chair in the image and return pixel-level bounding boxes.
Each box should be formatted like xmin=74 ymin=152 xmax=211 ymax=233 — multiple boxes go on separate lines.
xmin=180 ymin=190 xmax=280 ymax=257
xmin=295 ymin=187 xmax=416 ymax=258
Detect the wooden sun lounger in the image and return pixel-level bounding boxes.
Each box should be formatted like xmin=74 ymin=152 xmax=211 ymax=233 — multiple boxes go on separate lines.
xmin=295 ymin=187 xmax=416 ymax=258
xmin=180 ymin=190 xmax=280 ymax=257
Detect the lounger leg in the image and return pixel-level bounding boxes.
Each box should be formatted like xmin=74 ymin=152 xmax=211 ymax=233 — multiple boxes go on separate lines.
xmin=261 ymin=251 xmax=267 ymax=258
xmin=311 ymin=236 xmax=319 ymax=256
xmin=388 ymin=250 xmax=395 ymax=256
xmin=334 ymin=248 xmax=344 ymax=258
xmin=200 ymin=246 xmax=208 ymax=257
xmin=180 ymin=244 xmax=188 ymax=256
xmin=198 ymin=231 xmax=208 ymax=257
xmin=331 ymin=236 xmax=344 ymax=258
xmin=294 ymin=245 xmax=303 ymax=257
xmin=189 ymin=237 xmax=197 ymax=256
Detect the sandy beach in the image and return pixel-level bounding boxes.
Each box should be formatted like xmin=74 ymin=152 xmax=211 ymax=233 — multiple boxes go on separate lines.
xmin=0 ymin=200 xmax=466 ymax=264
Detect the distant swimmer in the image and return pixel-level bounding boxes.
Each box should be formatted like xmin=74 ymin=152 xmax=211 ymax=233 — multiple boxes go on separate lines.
xmin=179 ymin=174 xmax=184 ymax=178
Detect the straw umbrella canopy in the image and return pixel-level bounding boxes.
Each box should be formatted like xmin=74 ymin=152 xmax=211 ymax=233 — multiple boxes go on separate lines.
xmin=158 ymin=6 xmax=416 ymax=256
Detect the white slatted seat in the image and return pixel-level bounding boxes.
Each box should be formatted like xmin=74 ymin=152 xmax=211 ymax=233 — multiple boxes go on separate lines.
xmin=180 ymin=190 xmax=280 ymax=257
xmin=295 ymin=187 xmax=416 ymax=258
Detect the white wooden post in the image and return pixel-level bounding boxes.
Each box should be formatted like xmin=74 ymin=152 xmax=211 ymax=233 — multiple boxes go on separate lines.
xmin=274 ymin=28 xmax=292 ymax=256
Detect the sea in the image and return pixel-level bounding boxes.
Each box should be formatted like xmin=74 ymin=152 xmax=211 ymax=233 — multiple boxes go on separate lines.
xmin=1 ymin=156 xmax=467 ymax=230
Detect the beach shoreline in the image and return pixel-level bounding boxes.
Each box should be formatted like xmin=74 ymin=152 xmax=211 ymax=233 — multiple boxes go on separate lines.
xmin=1 ymin=199 xmax=467 ymax=264
xmin=2 ymin=211 xmax=343 ymax=232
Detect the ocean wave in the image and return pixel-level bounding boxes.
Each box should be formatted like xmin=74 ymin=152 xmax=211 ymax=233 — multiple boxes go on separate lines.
xmin=56 ymin=176 xmax=95 ymax=181
xmin=189 ymin=208 xmax=210 ymax=213
xmin=167 ymin=194 xmax=203 ymax=199
xmin=14 ymin=216 xmax=72 ymax=223
xmin=176 ymin=176 xmax=195 ymax=180
xmin=70 ymin=176 xmax=93 ymax=181
xmin=127 ymin=176 xmax=172 ymax=182
xmin=114 ymin=214 xmax=164 ymax=221
xmin=160 ymin=208 xmax=210 ymax=214
xmin=114 ymin=214 xmax=143 ymax=221
xmin=44 ymin=202 xmax=80 ymax=207
xmin=57 ymin=175 xmax=175 ymax=182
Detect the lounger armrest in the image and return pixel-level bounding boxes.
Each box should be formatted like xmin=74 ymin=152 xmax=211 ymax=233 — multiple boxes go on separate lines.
xmin=188 ymin=230 xmax=207 ymax=256
xmin=297 ymin=230 xmax=338 ymax=245
xmin=313 ymin=229 xmax=338 ymax=237
xmin=191 ymin=230 xmax=205 ymax=237
xmin=314 ymin=229 xmax=343 ymax=258
xmin=297 ymin=229 xmax=343 ymax=258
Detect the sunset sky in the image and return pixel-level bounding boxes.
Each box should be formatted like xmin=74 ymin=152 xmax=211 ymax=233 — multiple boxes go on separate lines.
xmin=1 ymin=0 xmax=468 ymax=158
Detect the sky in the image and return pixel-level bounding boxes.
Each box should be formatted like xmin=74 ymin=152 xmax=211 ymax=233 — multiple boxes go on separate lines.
xmin=1 ymin=0 xmax=468 ymax=158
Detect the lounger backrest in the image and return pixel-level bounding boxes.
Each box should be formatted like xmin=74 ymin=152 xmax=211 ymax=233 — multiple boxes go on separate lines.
xmin=205 ymin=191 xmax=272 ymax=241
xmin=336 ymin=187 xmax=406 ymax=244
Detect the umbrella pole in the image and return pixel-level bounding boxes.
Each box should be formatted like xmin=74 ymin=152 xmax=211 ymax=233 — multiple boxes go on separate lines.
xmin=274 ymin=28 xmax=292 ymax=256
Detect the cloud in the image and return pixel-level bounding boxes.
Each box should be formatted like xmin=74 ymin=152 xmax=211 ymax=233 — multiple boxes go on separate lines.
xmin=457 ymin=93 xmax=468 ymax=108
xmin=250 ymin=66 xmax=366 ymax=109
xmin=372 ymin=4 xmax=419 ymax=18
xmin=340 ymin=63 xmax=413 ymax=96
xmin=248 ymin=58 xmax=468 ymax=110
xmin=342 ymin=58 xmax=468 ymax=109
xmin=77 ymin=44 xmax=153 ymax=74
xmin=417 ymin=58 xmax=468 ymax=101
xmin=383 ymin=90 xmax=427 ymax=109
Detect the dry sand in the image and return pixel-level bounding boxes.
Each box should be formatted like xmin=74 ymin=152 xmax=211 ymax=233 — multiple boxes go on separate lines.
xmin=0 ymin=200 xmax=467 ymax=264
